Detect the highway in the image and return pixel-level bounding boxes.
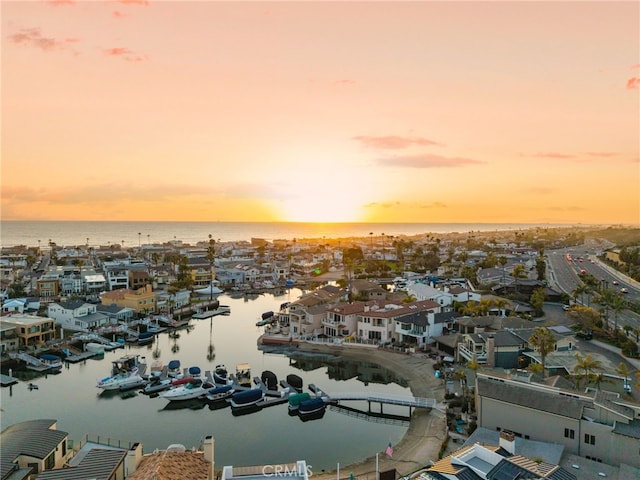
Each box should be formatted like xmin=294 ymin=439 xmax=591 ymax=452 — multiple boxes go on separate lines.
xmin=546 ymin=240 xmax=640 ymax=333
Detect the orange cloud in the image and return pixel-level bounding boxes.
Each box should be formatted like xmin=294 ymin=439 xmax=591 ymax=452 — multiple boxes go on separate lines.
xmin=118 ymin=0 xmax=149 ymax=5
xmin=6 ymin=28 xmax=78 ymax=52
xmin=626 ymin=77 xmax=640 ymax=89
xmin=113 ymin=11 xmax=126 ymax=19
xmin=354 ymin=135 xmax=442 ymax=149
xmin=375 ymin=154 xmax=485 ymax=168
xmin=103 ymin=47 xmax=148 ymax=62
xmin=533 ymin=152 xmax=576 ymax=159
xmin=585 ymin=152 xmax=618 ymax=157
xmin=47 ymin=0 xmax=76 ymax=5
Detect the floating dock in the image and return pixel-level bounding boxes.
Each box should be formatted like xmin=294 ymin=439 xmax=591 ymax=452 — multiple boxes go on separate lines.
xmin=0 ymin=374 xmax=18 ymax=387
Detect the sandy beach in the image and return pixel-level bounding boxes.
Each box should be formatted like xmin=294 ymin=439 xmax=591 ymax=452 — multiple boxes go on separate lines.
xmin=295 ymin=342 xmax=448 ymax=480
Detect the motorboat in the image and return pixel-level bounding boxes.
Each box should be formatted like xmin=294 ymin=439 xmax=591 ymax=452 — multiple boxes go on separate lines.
xmin=286 ymin=374 xmax=303 ymax=393
xmin=96 ymin=355 xmax=146 ymax=391
xmin=205 ymin=384 xmax=234 ymax=403
xmin=261 ymin=370 xmax=278 ymax=391
xmin=213 ymin=365 xmax=230 ymax=385
xmin=143 ymin=376 xmax=173 ymax=394
xmin=97 ymin=366 xmax=145 ymax=391
xmin=230 ymin=388 xmax=264 ymax=409
xmin=167 ymin=360 xmax=181 ymax=378
xmin=288 ymin=392 xmax=311 ymax=412
xmin=194 ymin=283 xmax=223 ymax=296
xmin=160 ymin=378 xmax=209 ymax=402
xmin=298 ymin=397 xmax=326 ymax=416
xmin=137 ymin=332 xmax=154 ymax=345
xmin=235 ymin=363 xmax=251 ymax=386
xmin=39 ymin=354 xmax=63 ymax=372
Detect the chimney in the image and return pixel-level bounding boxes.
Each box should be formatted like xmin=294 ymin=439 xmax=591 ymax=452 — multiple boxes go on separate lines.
xmin=124 ymin=442 xmax=143 ymax=476
xmin=499 ymin=430 xmax=516 ymax=454
xmin=485 ymin=335 xmax=495 ymax=368
xmin=202 ymin=435 xmax=215 ymax=480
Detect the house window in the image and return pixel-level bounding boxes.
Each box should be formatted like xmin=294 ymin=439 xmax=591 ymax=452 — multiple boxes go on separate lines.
xmin=584 ymin=434 xmax=595 ymax=445
xmin=45 ymin=452 xmax=55 ymax=469
xmin=564 ymin=428 xmax=575 ymax=439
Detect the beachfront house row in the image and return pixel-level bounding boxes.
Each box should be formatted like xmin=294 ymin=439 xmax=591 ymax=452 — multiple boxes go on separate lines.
xmin=475 ymin=371 xmax=640 ymax=468
xmin=47 ymin=300 xmax=111 ymax=332
xmin=100 ymin=285 xmax=157 ymax=316
xmin=0 ymin=313 xmax=56 ymax=349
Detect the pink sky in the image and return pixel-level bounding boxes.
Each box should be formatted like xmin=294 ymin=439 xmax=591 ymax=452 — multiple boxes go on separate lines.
xmin=2 ymin=1 xmax=639 ymax=224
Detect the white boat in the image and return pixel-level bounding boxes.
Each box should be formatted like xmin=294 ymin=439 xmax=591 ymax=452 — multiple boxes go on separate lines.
xmin=85 ymin=342 xmax=105 ymax=354
xmin=194 ymin=282 xmax=223 ymax=296
xmin=159 ymin=378 xmax=209 ymax=401
xmin=143 ymin=376 xmax=173 ymax=394
xmin=96 ymin=355 xmax=145 ymax=391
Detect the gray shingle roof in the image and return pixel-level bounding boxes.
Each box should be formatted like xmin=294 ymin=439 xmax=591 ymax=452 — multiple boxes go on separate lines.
xmin=1 ymin=420 xmax=67 ymax=479
xmin=33 ymin=448 xmax=126 ymax=480
xmin=476 ymin=377 xmax=587 ymax=420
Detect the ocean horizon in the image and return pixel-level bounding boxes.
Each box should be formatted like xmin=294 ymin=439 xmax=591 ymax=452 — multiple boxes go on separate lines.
xmin=0 ymin=220 xmax=586 ymax=249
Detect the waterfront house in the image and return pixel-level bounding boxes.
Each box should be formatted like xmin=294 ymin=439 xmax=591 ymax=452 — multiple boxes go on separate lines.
xmin=392 ymin=299 xmax=443 ymax=348
xmin=405 ymin=282 xmax=454 ymax=307
xmin=96 ymin=303 xmax=135 ymax=323
xmin=126 ymin=436 xmax=214 ymax=480
xmin=350 ymin=279 xmax=388 ymax=301
xmin=0 ymin=419 xmax=72 ymax=479
xmin=36 ymin=274 xmax=60 ymax=301
xmin=0 ymin=321 xmax=20 ymax=353
xmin=100 ymin=285 xmax=157 ymax=316
xmin=2 ymin=297 xmax=40 ymax=315
xmin=323 ymin=302 xmax=365 ymax=338
xmin=475 ymin=371 xmax=640 ymax=468
xmin=47 ymin=300 xmax=110 ymax=332
xmin=457 ymin=330 xmax=526 ymax=368
xmin=222 ymin=461 xmax=309 ymax=480
xmin=0 ymin=313 xmax=56 ymax=349
xmin=422 ymin=429 xmax=577 ymax=480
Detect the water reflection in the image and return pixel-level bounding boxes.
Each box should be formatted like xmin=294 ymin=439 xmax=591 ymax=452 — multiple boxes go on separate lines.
xmin=286 ymin=352 xmax=408 ymax=388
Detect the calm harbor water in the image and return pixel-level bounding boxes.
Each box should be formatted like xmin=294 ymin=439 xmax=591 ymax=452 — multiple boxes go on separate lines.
xmin=2 ymin=290 xmax=414 ymax=470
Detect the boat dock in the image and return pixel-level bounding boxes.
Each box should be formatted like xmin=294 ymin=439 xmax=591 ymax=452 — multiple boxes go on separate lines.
xmin=65 ymin=351 xmax=100 ymax=363
xmin=192 ymin=306 xmax=231 ymax=319
xmin=1 ymin=374 xmax=19 ymax=387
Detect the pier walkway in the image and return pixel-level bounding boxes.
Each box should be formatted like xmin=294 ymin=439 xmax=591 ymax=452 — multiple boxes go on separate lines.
xmin=309 ymin=384 xmax=436 ymax=409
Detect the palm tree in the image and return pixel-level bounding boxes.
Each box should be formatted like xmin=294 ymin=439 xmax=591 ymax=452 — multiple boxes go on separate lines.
xmin=499 ymin=256 xmax=508 ymax=287
xmin=573 ymin=353 xmax=602 ymax=389
xmin=206 ymin=234 xmax=216 ymax=302
xmin=616 ymin=362 xmax=632 ymax=394
xmin=528 ymin=327 xmax=556 ymax=377
xmin=511 ymin=264 xmax=527 ymax=295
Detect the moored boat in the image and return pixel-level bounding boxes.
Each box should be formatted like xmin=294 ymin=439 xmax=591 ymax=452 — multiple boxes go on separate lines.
xmin=160 ymin=378 xmax=208 ymax=402
xmin=235 ymin=363 xmax=251 ymax=386
xmin=96 ymin=355 xmax=145 ymax=391
xmin=230 ymin=388 xmax=264 ymax=409
xmin=213 ymin=365 xmax=229 ymax=385
xmin=39 ymin=354 xmax=63 ymax=372
xmin=137 ymin=332 xmax=154 ymax=345
xmin=286 ymin=374 xmax=303 ymax=393
xmin=205 ymin=384 xmax=234 ymax=402
xmin=288 ymin=392 xmax=311 ymax=412
xmin=167 ymin=360 xmax=181 ymax=378
xmin=143 ymin=376 xmax=173 ymax=394
xmin=298 ymin=397 xmax=326 ymax=416
xmin=261 ymin=370 xmax=278 ymax=391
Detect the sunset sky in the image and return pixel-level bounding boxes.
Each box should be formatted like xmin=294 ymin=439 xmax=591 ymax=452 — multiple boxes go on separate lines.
xmin=2 ymin=1 xmax=639 ymax=225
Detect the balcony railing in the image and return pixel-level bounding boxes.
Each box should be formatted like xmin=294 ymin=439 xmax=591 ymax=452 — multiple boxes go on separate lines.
xmin=457 ymin=343 xmax=487 ymax=363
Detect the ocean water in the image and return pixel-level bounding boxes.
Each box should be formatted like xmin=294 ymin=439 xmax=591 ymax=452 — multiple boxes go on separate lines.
xmin=1 ymin=220 xmax=558 ymax=248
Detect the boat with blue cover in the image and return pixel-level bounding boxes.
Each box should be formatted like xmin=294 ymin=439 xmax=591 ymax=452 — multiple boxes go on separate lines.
xmin=298 ymin=397 xmax=326 ymax=416
xmin=288 ymin=392 xmax=311 ymax=411
xmin=167 ymin=360 xmax=181 ymax=378
xmin=39 ymin=354 xmax=63 ymax=372
xmin=230 ymin=388 xmax=264 ymax=408
xmin=137 ymin=332 xmax=154 ymax=345
xmin=213 ymin=365 xmax=229 ymax=385
xmin=205 ymin=384 xmax=234 ymax=402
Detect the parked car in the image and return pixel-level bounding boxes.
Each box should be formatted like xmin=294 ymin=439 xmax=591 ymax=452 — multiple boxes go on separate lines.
xmin=576 ymin=330 xmax=593 ymax=340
